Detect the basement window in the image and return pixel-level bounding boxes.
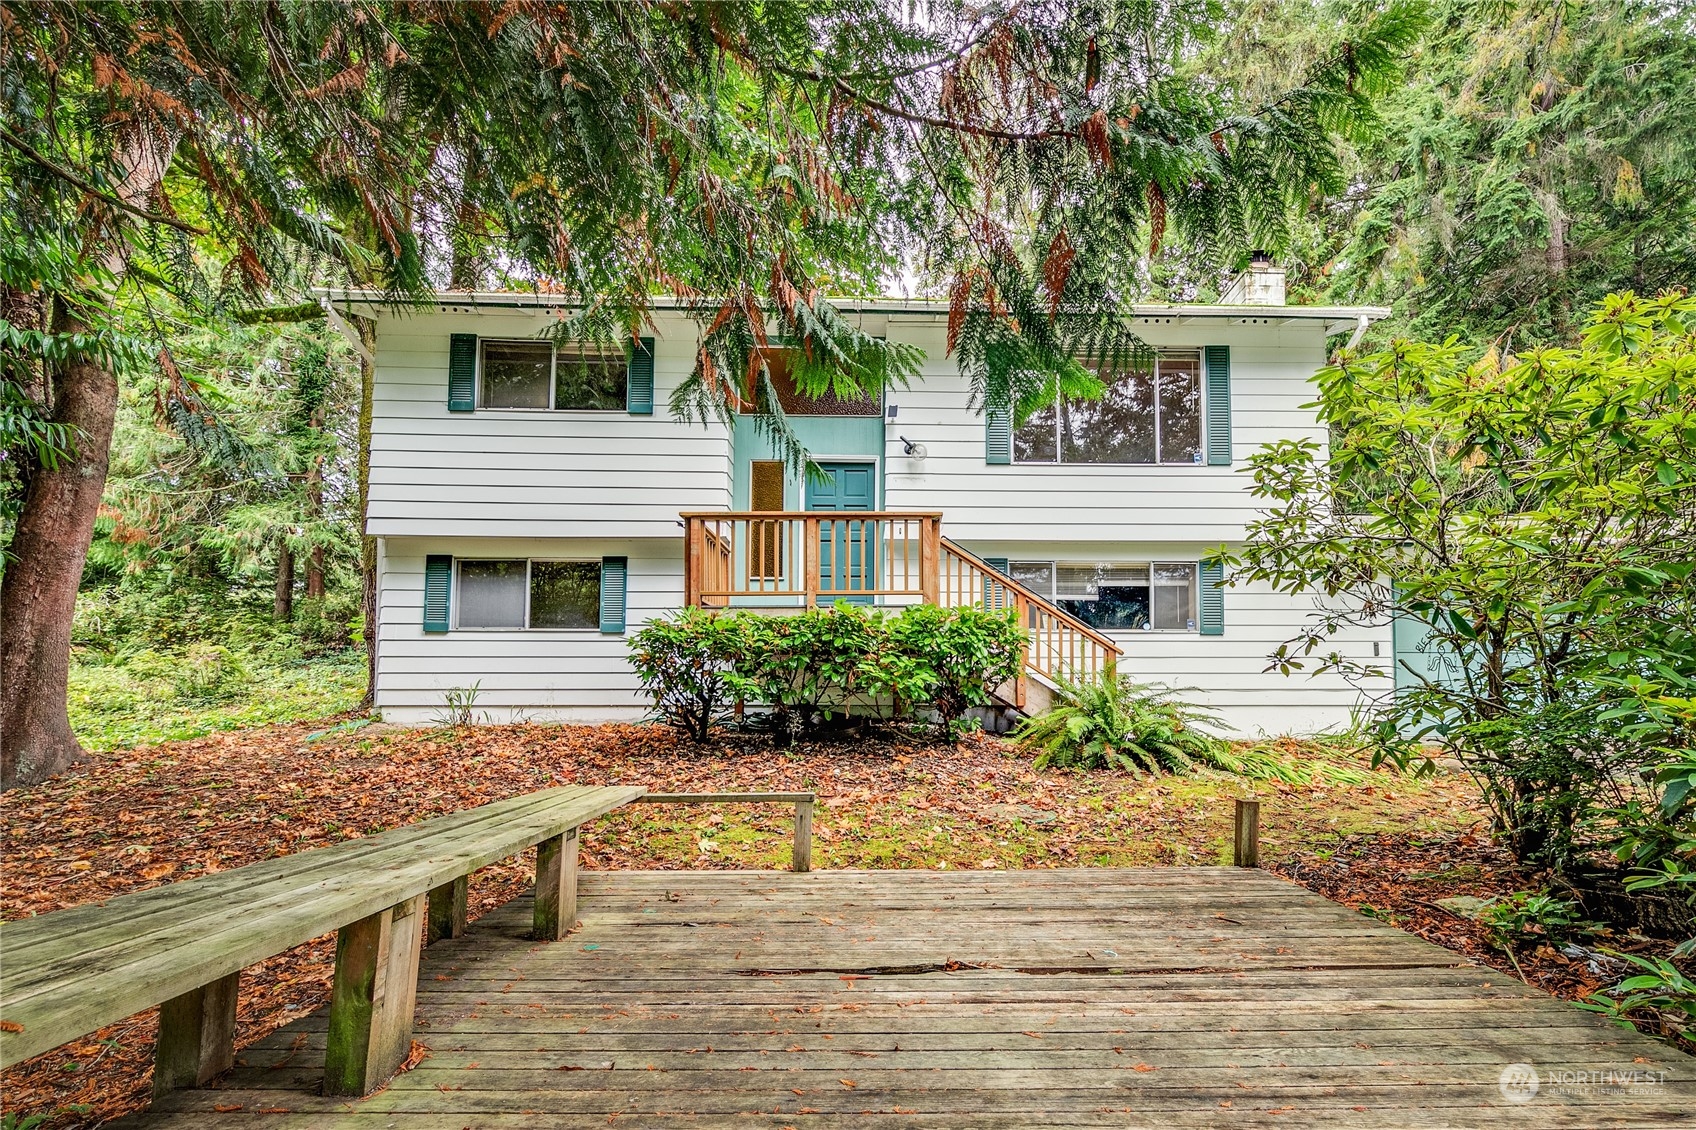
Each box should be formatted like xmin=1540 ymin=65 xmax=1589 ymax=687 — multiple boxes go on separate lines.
xmin=1008 ymin=560 xmax=1197 ymax=631
xmin=456 ymin=559 xmax=601 ymax=629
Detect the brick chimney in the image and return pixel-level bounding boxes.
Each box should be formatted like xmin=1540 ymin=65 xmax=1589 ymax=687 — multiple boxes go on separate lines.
xmin=1221 ymin=250 xmax=1286 ymax=306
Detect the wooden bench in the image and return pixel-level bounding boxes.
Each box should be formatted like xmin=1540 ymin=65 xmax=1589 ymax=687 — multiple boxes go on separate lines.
xmin=0 ymin=783 xmax=645 ymax=1097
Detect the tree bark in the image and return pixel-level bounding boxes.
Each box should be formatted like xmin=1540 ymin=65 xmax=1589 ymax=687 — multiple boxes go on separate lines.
xmin=306 ymin=544 xmax=326 ymax=599
xmin=1 ymin=116 xmax=177 ymax=788
xmin=274 ymin=542 xmax=295 ymax=621
xmin=0 ymin=300 xmax=118 ymax=788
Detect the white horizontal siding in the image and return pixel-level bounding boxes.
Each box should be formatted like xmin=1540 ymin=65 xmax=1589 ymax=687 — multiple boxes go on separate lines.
xmin=367 ymin=309 xmax=730 ymax=538
xmin=959 ymin=538 xmax=1392 ymax=737
xmin=376 ymin=533 xmax=1391 ymax=737
xmin=374 ymin=536 xmax=676 ymax=723
xmin=883 ymin=322 xmax=1328 ymax=543
xmin=369 ymin=306 xmax=1381 ymax=735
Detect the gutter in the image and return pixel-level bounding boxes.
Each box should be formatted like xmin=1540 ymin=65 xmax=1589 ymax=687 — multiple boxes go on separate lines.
xmin=316 ymin=288 xmax=1391 ymax=331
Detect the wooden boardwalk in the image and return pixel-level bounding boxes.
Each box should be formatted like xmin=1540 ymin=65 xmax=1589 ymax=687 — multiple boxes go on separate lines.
xmin=124 ymin=868 xmax=1692 ymax=1127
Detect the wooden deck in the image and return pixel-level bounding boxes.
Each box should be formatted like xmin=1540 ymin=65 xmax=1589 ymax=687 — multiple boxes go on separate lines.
xmin=123 ymin=868 xmax=1692 ymax=1127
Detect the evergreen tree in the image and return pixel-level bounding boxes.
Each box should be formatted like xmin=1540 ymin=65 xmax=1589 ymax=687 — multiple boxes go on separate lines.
xmin=2 ymin=1 xmax=1419 ymax=786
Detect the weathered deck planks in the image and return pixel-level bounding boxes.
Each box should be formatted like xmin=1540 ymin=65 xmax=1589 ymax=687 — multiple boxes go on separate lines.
xmin=121 ymin=868 xmax=1693 ymax=1128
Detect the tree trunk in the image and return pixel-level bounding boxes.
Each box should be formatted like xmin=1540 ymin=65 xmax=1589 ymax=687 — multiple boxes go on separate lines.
xmin=306 ymin=544 xmax=326 ymax=599
xmin=274 ymin=542 xmax=295 ymax=621
xmin=0 ymin=301 xmax=118 ymax=788
xmin=0 ymin=117 xmax=177 ymax=789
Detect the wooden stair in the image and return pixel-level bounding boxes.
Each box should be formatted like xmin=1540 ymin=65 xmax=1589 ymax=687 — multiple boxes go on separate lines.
xmin=680 ymin=512 xmax=1119 ymax=713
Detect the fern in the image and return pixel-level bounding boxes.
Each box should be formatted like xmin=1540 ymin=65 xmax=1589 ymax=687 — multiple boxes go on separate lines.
xmin=1012 ymin=675 xmax=1228 ymax=776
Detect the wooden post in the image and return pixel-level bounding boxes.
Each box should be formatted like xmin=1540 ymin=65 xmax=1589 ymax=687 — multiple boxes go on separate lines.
xmin=324 ymin=894 xmax=425 ymax=1096
xmin=153 ymin=971 xmax=239 ymax=1095
xmin=533 ymin=826 xmax=580 ymax=940
xmin=804 ymin=517 xmax=821 ymax=607
xmin=426 ymin=875 xmax=468 ymax=945
xmin=684 ymin=518 xmax=701 ymax=607
xmin=792 ymin=799 xmax=813 ymax=873
xmin=1013 ymin=593 xmax=1030 ymax=710
xmin=919 ymin=518 xmax=939 ymax=605
xmin=1233 ymin=798 xmax=1261 ymax=868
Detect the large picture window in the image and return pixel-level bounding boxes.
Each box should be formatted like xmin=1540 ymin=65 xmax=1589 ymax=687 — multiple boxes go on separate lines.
xmin=1014 ymin=352 xmax=1203 ymax=465
xmin=1009 ymin=560 xmax=1197 ymax=631
xmin=456 ymin=559 xmax=602 ymax=629
xmin=480 ymin=340 xmax=628 ymax=410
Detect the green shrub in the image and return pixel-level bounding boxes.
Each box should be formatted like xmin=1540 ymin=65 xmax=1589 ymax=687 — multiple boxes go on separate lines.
xmin=1580 ymin=953 xmax=1696 ymax=1051
xmin=292 ymin=592 xmax=363 ymax=651
xmin=1011 ymin=674 xmax=1227 ymax=775
xmin=173 ymin=642 xmax=251 ymax=701
xmin=627 ymin=603 xmax=1026 ymax=741
xmin=1478 ymin=891 xmax=1602 ymax=951
xmin=729 ymin=604 xmax=886 ymax=738
xmin=627 ymin=608 xmax=748 ymax=741
xmin=877 ymin=603 xmax=1023 ymax=735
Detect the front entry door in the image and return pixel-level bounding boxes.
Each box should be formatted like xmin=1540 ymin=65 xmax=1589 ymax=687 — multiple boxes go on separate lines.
xmin=806 ymin=462 xmax=876 ymax=600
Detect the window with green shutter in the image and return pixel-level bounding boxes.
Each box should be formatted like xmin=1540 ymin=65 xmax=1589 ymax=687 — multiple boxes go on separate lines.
xmin=985 ymin=400 xmax=1012 ymax=464
xmin=447 ymin=335 xmax=477 ymax=412
xmin=599 ymin=556 xmax=628 ymax=633
xmin=423 ymin=555 xmax=453 ymax=632
xmin=1198 ymin=559 xmax=1225 ymax=635
xmin=626 ymin=337 xmax=655 ymax=414
xmin=1204 ymin=345 xmax=1231 ymax=465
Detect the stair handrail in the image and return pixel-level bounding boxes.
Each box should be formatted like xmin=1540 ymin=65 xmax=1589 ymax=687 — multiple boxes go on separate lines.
xmin=937 ymin=537 xmax=1122 ymax=660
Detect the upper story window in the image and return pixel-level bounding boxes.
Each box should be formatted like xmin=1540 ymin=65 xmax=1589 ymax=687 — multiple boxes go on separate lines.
xmin=480 ymin=341 xmax=627 ymax=411
xmin=457 ymin=559 xmax=602 ymax=629
xmin=1015 ymin=351 xmax=1203 ymax=465
xmin=1009 ymin=560 xmax=1197 ymax=631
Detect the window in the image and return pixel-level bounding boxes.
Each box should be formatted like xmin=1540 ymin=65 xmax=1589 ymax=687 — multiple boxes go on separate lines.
xmin=479 ymin=340 xmax=628 ymax=410
xmin=553 ymin=344 xmax=628 ymax=410
xmin=1014 ymin=352 xmax=1204 ymax=465
xmin=1010 ymin=560 xmax=1197 ymax=631
xmin=480 ymin=342 xmax=552 ymax=409
xmin=456 ymin=559 xmax=601 ymax=629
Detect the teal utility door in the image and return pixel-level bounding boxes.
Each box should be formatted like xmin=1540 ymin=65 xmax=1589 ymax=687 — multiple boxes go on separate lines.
xmin=807 ymin=462 xmax=877 ymax=600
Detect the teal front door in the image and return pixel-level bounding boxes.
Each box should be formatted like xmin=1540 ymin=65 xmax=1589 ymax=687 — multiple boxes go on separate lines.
xmin=807 ymin=462 xmax=876 ymax=600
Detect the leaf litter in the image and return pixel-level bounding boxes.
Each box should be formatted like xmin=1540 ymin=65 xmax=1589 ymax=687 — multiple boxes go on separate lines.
xmin=0 ymin=717 xmax=1626 ymax=1126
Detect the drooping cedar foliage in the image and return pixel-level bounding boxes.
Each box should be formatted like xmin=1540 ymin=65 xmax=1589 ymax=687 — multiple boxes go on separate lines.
xmin=1 ymin=0 xmax=1421 ymax=783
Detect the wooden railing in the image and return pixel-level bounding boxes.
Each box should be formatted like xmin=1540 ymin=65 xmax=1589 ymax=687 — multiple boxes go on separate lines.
xmin=684 ymin=511 xmax=942 ymax=607
xmin=936 ymin=538 xmax=1119 ymax=703
xmin=681 ymin=512 xmax=1120 ymax=710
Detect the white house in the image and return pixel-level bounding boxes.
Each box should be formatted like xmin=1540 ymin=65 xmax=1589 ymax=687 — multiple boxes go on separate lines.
xmin=333 ymin=271 xmax=1393 ymax=736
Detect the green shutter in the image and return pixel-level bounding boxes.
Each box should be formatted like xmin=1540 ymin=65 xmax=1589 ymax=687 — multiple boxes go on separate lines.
xmin=1204 ymin=345 xmax=1231 ymax=465
xmin=985 ymin=396 xmax=1011 ymax=464
xmin=448 ymin=334 xmax=477 ymax=412
xmin=1199 ymin=559 xmax=1225 ymax=636
xmin=423 ymin=555 xmax=452 ymax=632
xmin=599 ymin=556 xmax=628 ymax=633
xmin=626 ymin=336 xmax=655 ymax=415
